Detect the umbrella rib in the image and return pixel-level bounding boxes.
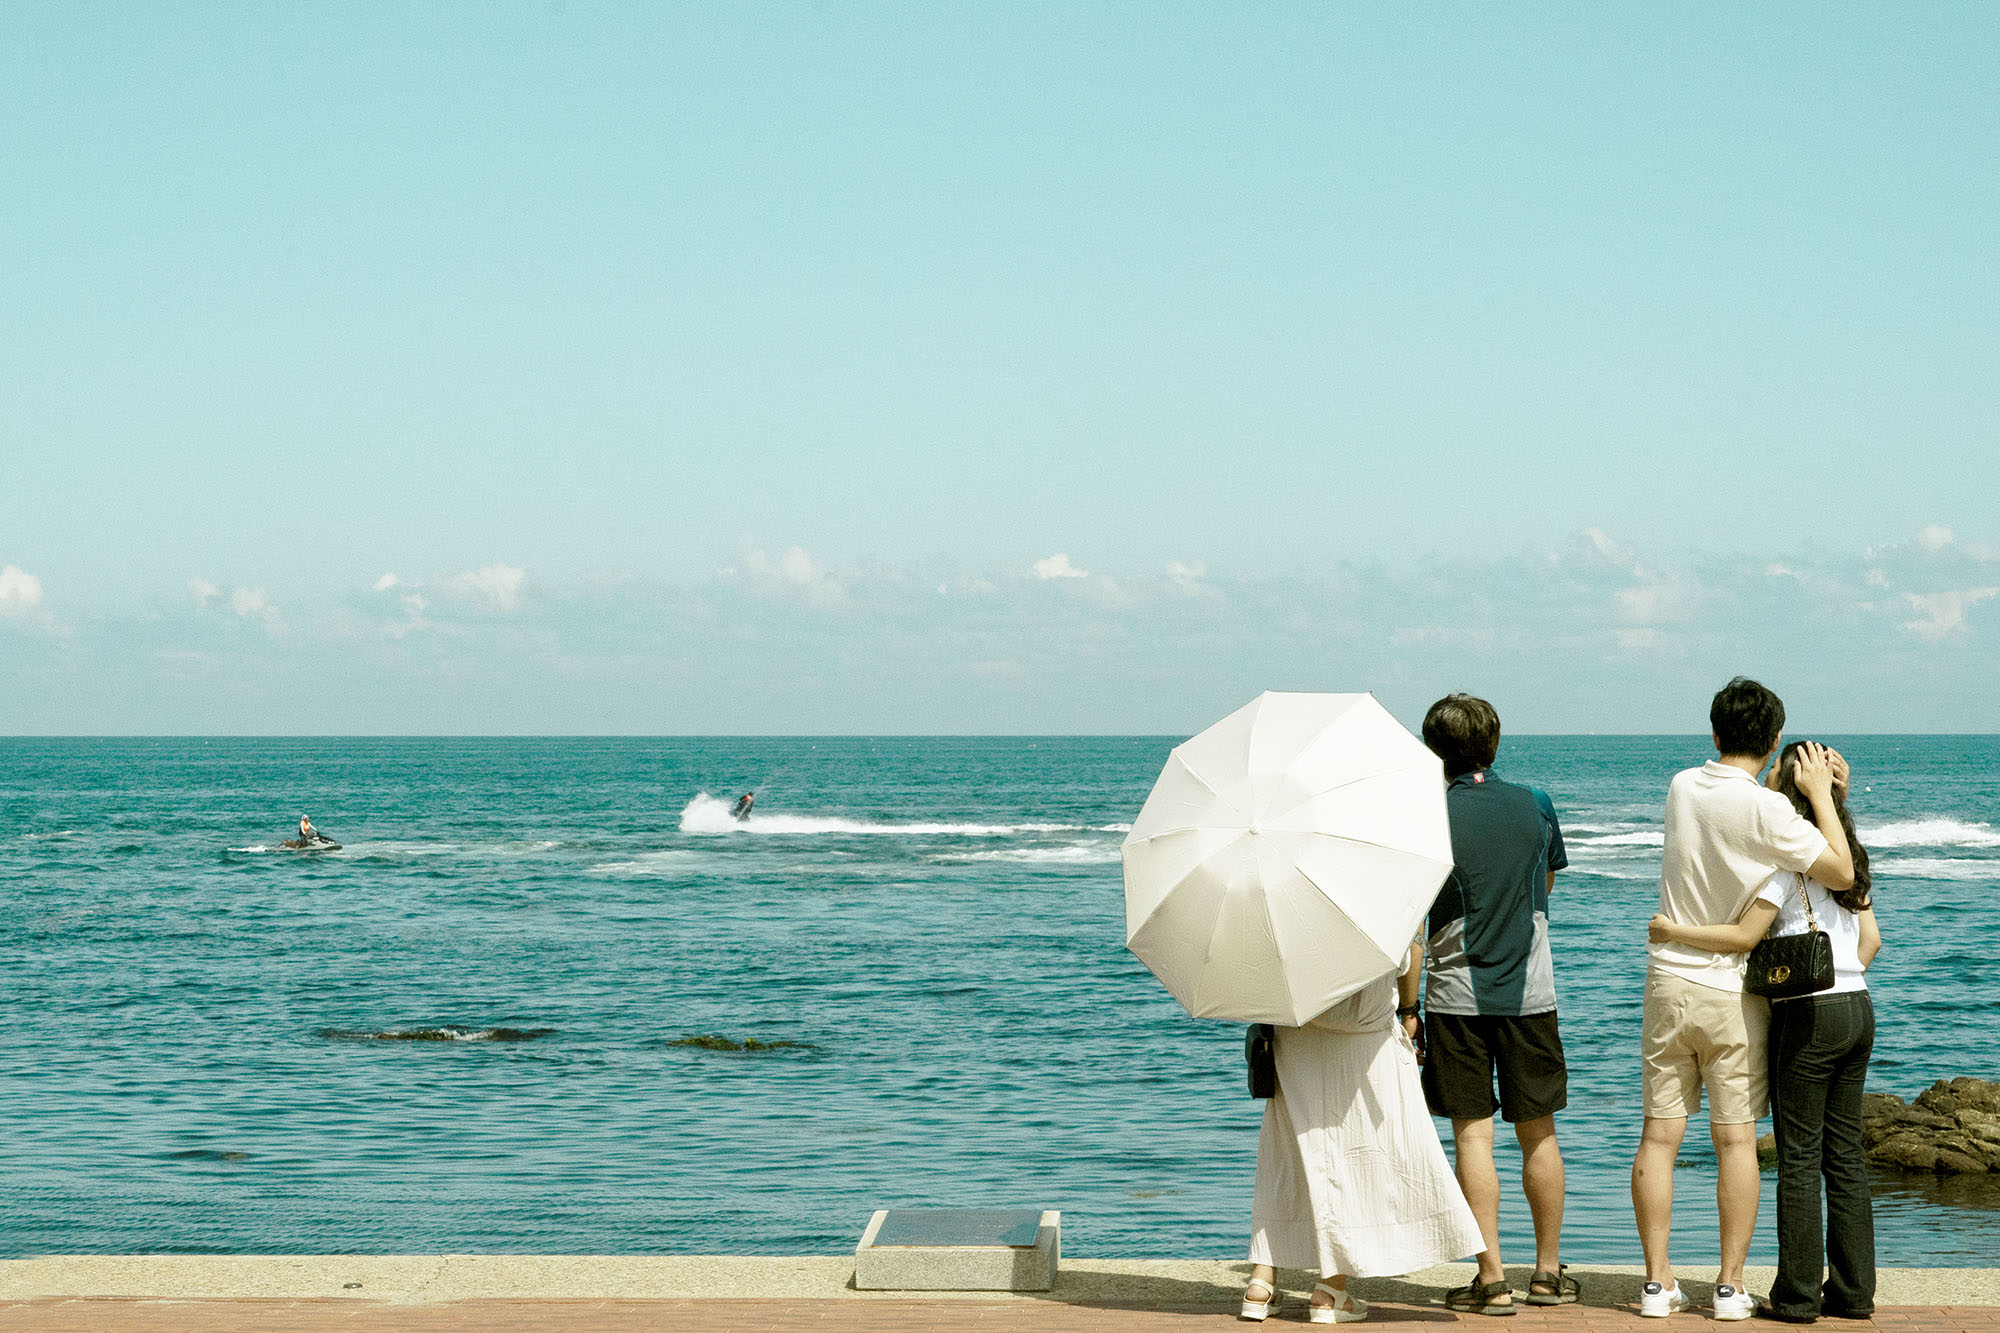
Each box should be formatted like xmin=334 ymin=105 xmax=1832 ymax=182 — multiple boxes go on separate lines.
xmin=1125 ymin=828 xmax=1249 ymax=943
xmin=1289 ymin=828 xmax=1450 ymax=859
xmin=1257 ymin=759 xmax=1439 ymax=829
xmin=1286 ymin=893 xmax=1392 ymax=1019
xmin=1169 ymin=748 xmax=1252 ymax=825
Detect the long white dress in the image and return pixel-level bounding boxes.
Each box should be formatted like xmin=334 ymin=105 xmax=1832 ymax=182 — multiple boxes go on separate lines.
xmin=1248 ymin=969 xmax=1483 ymax=1277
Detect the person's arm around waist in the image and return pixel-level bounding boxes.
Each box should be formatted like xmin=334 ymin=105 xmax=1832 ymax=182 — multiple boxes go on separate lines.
xmin=1793 ymin=742 xmax=1854 ymax=891
xmin=1858 ymin=906 xmax=1881 ymax=969
xmin=1649 ymin=899 xmax=1780 ymax=954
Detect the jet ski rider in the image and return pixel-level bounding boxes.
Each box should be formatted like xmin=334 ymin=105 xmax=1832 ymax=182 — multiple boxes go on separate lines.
xmin=732 ymin=792 xmax=754 ymax=822
xmin=299 ymin=815 xmax=317 ymax=843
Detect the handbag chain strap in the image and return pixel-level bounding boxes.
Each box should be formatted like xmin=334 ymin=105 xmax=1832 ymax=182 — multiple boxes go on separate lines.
xmin=1794 ymin=872 xmax=1821 ymax=933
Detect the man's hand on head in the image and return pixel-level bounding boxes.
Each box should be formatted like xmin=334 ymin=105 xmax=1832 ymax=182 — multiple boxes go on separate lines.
xmin=1794 ymin=742 xmax=1838 ymax=805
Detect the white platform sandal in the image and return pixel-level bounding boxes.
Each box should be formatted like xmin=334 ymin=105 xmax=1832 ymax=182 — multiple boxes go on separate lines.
xmin=1239 ymin=1277 xmax=1280 ymax=1321
xmin=1310 ymin=1281 xmax=1369 ymax=1324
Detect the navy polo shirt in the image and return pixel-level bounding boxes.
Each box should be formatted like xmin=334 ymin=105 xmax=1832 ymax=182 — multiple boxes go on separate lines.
xmin=1424 ymin=769 xmax=1569 ymax=1017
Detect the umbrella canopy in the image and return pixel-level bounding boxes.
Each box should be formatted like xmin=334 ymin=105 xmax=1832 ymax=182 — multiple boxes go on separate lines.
xmin=1121 ymin=691 xmax=1453 ymax=1026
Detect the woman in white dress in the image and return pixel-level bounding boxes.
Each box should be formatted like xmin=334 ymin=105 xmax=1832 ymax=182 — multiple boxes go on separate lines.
xmin=1243 ymin=941 xmax=1485 ymax=1322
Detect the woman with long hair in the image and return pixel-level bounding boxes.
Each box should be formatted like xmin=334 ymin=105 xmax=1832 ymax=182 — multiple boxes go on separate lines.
xmin=1650 ymin=740 xmax=1879 ymax=1322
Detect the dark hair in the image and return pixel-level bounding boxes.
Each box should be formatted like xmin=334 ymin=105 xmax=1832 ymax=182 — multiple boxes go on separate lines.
xmin=1711 ymin=676 xmax=1785 ymax=758
xmin=1770 ymin=740 xmax=1872 ymax=913
xmin=1423 ymin=694 xmax=1500 ymax=778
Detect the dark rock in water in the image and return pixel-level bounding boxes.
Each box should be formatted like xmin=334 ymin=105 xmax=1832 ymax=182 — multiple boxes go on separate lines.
xmin=669 ymin=1034 xmax=815 ymax=1052
xmin=1756 ymin=1079 xmax=2000 ymax=1174
xmin=319 ymin=1025 xmax=555 ymax=1043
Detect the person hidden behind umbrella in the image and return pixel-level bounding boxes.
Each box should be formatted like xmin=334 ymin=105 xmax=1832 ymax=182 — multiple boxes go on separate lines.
xmin=1241 ymin=939 xmax=1484 ymax=1323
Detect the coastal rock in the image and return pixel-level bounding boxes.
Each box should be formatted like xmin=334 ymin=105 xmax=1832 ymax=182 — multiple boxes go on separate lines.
xmin=1757 ymin=1081 xmax=2000 ymax=1175
xmin=1917 ymin=1078 xmax=2000 ymax=1119
xmin=1860 ymin=1081 xmax=2000 ymax=1175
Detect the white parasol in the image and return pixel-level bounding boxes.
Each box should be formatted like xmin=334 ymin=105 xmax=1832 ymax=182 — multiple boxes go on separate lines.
xmin=1121 ymin=691 xmax=1453 ymax=1026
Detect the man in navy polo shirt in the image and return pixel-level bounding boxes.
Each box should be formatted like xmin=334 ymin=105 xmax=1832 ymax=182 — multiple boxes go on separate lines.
xmin=1419 ymin=694 xmax=1575 ymax=1314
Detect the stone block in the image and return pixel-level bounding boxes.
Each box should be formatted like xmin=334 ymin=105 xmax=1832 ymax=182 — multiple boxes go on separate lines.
xmin=853 ymin=1208 xmax=1060 ymax=1291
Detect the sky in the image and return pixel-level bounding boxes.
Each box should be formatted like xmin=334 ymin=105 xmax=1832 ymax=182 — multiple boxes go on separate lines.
xmin=3 ymin=3 xmax=1996 ymax=733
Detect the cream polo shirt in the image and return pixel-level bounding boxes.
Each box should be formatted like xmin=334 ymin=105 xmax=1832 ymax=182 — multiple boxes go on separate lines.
xmin=1649 ymin=760 xmax=1829 ymax=992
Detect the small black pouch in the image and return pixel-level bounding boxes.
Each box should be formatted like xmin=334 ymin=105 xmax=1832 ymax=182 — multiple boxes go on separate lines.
xmin=1246 ymin=1023 xmax=1276 ymax=1098
xmin=1744 ymin=873 xmax=1836 ymax=1000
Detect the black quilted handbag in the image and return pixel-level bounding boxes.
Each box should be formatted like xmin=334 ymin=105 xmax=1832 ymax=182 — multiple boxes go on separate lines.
xmin=1744 ymin=873 xmax=1835 ymax=1000
xmin=1246 ymin=1023 xmax=1276 ymax=1098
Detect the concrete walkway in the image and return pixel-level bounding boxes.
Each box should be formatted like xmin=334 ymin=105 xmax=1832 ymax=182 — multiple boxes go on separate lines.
xmin=2 ymin=1259 xmax=1998 ymax=1329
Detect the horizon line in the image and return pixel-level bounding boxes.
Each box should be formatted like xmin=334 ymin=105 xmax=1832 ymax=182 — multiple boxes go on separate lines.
xmin=4 ymin=732 xmax=1994 ymax=741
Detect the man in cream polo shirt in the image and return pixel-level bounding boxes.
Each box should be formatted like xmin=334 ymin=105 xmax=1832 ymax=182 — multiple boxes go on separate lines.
xmin=1632 ymin=678 xmax=1854 ymax=1321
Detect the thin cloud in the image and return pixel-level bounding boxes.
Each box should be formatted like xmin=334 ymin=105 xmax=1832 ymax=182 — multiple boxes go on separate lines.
xmin=0 ymin=565 xmax=47 ymax=623
xmin=1032 ymin=553 xmax=1087 ymax=580
xmin=1903 ymin=588 xmax=1999 ymax=642
xmin=447 ymin=563 xmax=529 ymax=613
xmin=722 ymin=544 xmax=844 ymax=608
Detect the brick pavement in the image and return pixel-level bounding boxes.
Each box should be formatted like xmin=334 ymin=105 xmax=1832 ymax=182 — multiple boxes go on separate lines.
xmin=5 ymin=1300 xmax=2000 ymax=1332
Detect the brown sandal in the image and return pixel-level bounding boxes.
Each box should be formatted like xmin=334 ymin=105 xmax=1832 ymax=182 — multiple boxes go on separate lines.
xmin=1445 ymin=1279 xmax=1517 ymax=1316
xmin=1527 ymin=1266 xmax=1581 ymax=1305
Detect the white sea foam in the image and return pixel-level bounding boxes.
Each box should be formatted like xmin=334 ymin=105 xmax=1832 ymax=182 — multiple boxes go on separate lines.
xmin=1864 ymin=818 xmax=2000 ymax=849
xmin=342 ymin=840 xmax=453 ymax=857
xmin=1568 ymin=831 xmax=1665 ymax=848
xmin=1569 ymin=864 xmax=1660 ymax=880
xmin=230 ymin=842 xmax=345 ymax=855
xmin=1879 ymin=857 xmax=1999 ymax=883
xmin=678 ymin=793 xmax=1090 ymax=837
xmin=587 ymin=850 xmax=698 ymax=876
xmin=932 ymin=845 xmax=1121 ymax=865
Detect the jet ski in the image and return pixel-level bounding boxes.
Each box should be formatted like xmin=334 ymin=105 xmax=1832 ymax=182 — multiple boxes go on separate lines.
xmin=280 ymin=832 xmax=341 ymax=852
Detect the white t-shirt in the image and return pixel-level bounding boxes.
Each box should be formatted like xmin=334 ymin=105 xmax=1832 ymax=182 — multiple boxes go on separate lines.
xmin=1756 ymin=871 xmax=1869 ymax=997
xmin=1650 ymin=761 xmax=1830 ymax=992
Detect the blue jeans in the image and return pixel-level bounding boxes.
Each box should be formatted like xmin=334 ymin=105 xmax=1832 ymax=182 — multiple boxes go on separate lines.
xmin=1767 ymin=990 xmax=1876 ymax=1318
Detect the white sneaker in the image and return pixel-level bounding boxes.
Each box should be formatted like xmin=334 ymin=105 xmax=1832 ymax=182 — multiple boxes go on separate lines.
xmin=1712 ymin=1285 xmax=1756 ymax=1321
xmin=1639 ymin=1281 xmax=1687 ymax=1317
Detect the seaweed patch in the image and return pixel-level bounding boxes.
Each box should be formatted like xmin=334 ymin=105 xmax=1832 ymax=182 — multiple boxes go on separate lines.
xmin=668 ymin=1034 xmax=816 ymax=1052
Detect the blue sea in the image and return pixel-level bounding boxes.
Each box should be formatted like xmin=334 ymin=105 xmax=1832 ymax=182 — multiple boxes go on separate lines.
xmin=2 ymin=735 xmax=1997 ymax=1264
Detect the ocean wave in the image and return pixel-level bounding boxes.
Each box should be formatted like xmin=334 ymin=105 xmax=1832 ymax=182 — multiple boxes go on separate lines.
xmin=1864 ymin=819 xmax=2000 ymax=849
xmin=1877 ymin=857 xmax=1999 ymax=883
xmin=678 ymin=793 xmax=1091 ymax=837
xmin=227 ymin=842 xmax=341 ymax=855
xmin=587 ymin=850 xmax=698 ymax=876
xmin=932 ymin=846 xmax=1122 ymax=865
xmin=320 ymin=1025 xmax=555 ymax=1043
xmin=1568 ymin=831 xmax=1665 ymax=847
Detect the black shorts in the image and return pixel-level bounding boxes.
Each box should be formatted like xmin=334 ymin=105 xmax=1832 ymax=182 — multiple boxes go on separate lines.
xmin=1421 ymin=1011 xmax=1568 ymax=1123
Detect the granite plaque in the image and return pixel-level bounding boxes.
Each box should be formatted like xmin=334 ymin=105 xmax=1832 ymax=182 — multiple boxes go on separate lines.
xmin=853 ymin=1207 xmax=1061 ymax=1291
xmin=872 ymin=1208 xmax=1045 ymax=1248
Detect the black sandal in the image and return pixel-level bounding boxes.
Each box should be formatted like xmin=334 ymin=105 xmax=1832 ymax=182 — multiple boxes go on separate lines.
xmin=1526 ymin=1266 xmax=1580 ymax=1305
xmin=1444 ymin=1279 xmax=1517 ymax=1316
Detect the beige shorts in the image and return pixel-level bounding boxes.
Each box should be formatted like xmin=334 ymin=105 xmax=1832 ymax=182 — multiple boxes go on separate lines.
xmin=1641 ymin=969 xmax=1770 ymax=1124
